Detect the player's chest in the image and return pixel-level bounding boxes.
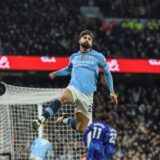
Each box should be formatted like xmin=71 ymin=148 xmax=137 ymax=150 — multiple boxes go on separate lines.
xmin=72 ymin=54 xmax=98 ymax=67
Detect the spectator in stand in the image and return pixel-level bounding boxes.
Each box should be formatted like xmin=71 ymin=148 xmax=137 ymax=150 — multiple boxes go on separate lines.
xmin=1 ymin=75 xmax=160 ymax=159
xmin=0 ymin=0 xmax=160 ymax=58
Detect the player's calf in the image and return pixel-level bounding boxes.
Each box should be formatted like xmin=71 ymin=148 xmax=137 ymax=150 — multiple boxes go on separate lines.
xmin=32 ymin=88 xmax=74 ymax=130
xmin=76 ymin=112 xmax=89 ymax=133
xmin=56 ymin=114 xmax=76 ymax=130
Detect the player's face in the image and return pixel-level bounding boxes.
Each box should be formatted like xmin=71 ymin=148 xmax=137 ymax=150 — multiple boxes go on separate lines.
xmin=79 ymin=34 xmax=93 ymax=49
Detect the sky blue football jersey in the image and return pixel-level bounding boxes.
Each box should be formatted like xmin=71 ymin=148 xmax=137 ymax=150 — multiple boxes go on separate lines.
xmin=69 ymin=50 xmax=109 ymax=94
xmin=30 ymin=137 xmax=52 ymax=159
xmin=55 ymin=49 xmax=114 ymax=94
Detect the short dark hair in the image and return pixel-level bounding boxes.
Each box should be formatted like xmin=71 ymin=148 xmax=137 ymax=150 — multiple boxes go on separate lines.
xmin=79 ymin=30 xmax=94 ymax=40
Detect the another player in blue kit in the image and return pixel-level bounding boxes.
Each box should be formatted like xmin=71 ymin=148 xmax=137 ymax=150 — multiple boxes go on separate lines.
xmin=83 ymin=116 xmax=117 ymax=160
xmin=32 ymin=30 xmax=118 ymax=133
xmin=30 ymin=136 xmax=53 ymax=160
xmin=104 ymin=126 xmax=117 ymax=159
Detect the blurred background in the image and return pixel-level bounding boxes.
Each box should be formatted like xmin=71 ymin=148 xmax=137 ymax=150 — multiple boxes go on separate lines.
xmin=0 ymin=0 xmax=160 ymax=159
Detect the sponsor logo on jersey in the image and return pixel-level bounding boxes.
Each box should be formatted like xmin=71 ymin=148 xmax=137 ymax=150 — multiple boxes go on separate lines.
xmin=73 ymin=60 xmax=94 ymax=66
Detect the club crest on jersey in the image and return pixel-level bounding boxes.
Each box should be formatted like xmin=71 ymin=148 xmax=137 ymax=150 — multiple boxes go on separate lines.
xmin=81 ymin=54 xmax=86 ymax=58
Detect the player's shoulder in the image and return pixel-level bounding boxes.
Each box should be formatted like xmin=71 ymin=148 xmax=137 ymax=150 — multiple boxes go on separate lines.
xmin=71 ymin=51 xmax=80 ymax=57
xmin=105 ymin=123 xmax=117 ymax=132
xmin=93 ymin=121 xmax=106 ymax=128
xmin=69 ymin=52 xmax=80 ymax=60
xmin=91 ymin=50 xmax=106 ymax=62
xmin=91 ymin=49 xmax=104 ymax=57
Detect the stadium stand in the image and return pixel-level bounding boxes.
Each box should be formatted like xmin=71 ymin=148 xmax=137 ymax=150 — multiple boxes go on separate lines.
xmin=1 ymin=75 xmax=160 ymax=159
xmin=92 ymin=0 xmax=160 ymax=18
xmin=0 ymin=0 xmax=160 ymax=159
xmin=0 ymin=0 xmax=160 ymax=58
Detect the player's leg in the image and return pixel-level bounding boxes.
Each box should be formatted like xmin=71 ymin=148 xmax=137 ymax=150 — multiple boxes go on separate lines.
xmin=56 ymin=114 xmax=77 ymax=130
xmin=105 ymin=154 xmax=113 ymax=160
xmin=42 ymin=88 xmax=74 ymax=119
xmin=55 ymin=86 xmax=92 ymax=132
xmin=56 ymin=111 xmax=89 ymax=132
xmin=75 ymin=112 xmax=89 ymax=133
xmin=75 ymin=95 xmax=92 ymax=132
xmin=96 ymin=146 xmax=106 ymax=160
xmin=32 ymin=88 xmax=74 ymax=130
xmin=86 ymin=146 xmax=95 ymax=160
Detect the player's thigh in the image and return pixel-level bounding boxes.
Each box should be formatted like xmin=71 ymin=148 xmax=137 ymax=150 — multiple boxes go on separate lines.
xmin=97 ymin=149 xmax=106 ymax=160
xmin=59 ymin=88 xmax=74 ymax=104
xmin=75 ymin=112 xmax=89 ymax=132
xmin=86 ymin=148 xmax=94 ymax=160
xmin=98 ymin=153 xmax=106 ymax=160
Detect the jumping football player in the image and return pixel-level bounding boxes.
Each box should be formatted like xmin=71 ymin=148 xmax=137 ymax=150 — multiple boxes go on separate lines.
xmin=32 ymin=30 xmax=118 ymax=133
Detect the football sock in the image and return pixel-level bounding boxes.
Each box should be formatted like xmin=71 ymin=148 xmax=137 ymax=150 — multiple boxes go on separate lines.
xmin=63 ymin=117 xmax=76 ymax=130
xmin=42 ymin=99 xmax=61 ymax=120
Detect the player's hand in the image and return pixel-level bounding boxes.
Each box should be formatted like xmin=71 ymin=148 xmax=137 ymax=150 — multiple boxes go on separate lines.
xmin=49 ymin=72 xmax=56 ymax=80
xmin=110 ymin=92 xmax=118 ymax=104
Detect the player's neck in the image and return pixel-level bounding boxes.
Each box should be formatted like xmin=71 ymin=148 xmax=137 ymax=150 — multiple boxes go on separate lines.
xmin=80 ymin=46 xmax=91 ymax=53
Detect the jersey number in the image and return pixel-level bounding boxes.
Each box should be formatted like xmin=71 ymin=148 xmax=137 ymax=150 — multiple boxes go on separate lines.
xmin=88 ymin=105 xmax=92 ymax=112
xmin=109 ymin=129 xmax=117 ymax=144
xmin=92 ymin=127 xmax=102 ymax=140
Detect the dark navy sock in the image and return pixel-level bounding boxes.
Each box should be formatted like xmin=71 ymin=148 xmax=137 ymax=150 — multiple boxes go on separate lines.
xmin=67 ymin=118 xmax=76 ymax=130
xmin=42 ymin=99 xmax=61 ymax=119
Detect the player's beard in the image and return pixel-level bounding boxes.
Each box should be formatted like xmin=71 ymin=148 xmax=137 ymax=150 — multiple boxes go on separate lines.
xmin=80 ymin=42 xmax=92 ymax=49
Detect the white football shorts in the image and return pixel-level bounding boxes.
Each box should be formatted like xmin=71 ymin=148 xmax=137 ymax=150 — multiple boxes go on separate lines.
xmin=67 ymin=85 xmax=93 ymax=119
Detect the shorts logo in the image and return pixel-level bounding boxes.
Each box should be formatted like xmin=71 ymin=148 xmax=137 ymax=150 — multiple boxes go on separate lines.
xmin=88 ymin=105 xmax=92 ymax=112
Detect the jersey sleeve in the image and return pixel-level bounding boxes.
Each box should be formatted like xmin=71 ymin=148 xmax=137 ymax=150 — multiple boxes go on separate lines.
xmin=98 ymin=54 xmax=107 ymax=68
xmin=98 ymin=54 xmax=114 ymax=93
xmin=55 ymin=55 xmax=73 ymax=76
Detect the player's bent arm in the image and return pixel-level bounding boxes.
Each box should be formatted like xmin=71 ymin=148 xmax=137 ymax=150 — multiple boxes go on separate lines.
xmin=54 ymin=58 xmax=73 ymax=76
xmin=102 ymin=65 xmax=114 ymax=93
xmin=55 ymin=66 xmax=72 ymax=76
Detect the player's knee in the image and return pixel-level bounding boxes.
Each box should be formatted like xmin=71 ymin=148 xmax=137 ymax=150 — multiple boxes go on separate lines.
xmin=76 ymin=126 xmax=85 ymax=133
xmin=76 ymin=123 xmax=86 ymax=133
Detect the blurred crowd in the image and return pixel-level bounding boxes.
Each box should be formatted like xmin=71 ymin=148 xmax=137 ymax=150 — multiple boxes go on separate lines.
xmin=92 ymin=19 xmax=160 ymax=58
xmin=92 ymin=0 xmax=160 ymax=18
xmin=0 ymin=0 xmax=160 ymax=58
xmin=0 ymin=0 xmax=82 ymax=56
xmin=1 ymin=75 xmax=160 ymax=159
xmin=94 ymin=80 xmax=160 ymax=159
